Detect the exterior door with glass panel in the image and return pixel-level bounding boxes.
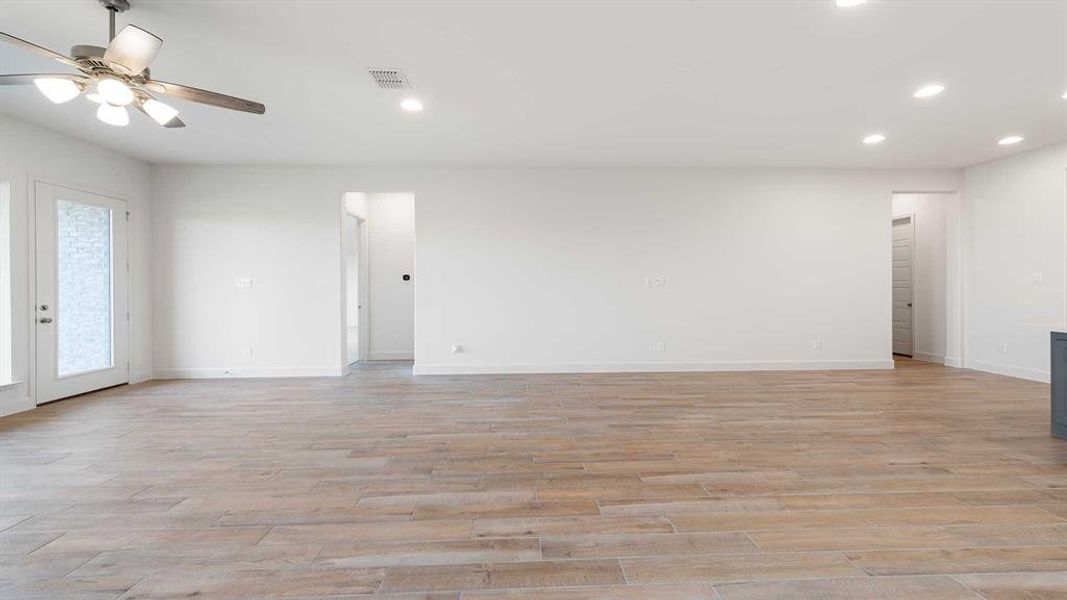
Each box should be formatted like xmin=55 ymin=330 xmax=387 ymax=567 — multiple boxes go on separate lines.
xmin=35 ymin=182 xmax=128 ymax=403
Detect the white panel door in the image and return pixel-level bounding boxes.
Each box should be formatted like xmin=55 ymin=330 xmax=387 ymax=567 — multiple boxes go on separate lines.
xmin=35 ymin=182 xmax=129 ymax=403
xmin=892 ymin=216 xmax=914 ymax=356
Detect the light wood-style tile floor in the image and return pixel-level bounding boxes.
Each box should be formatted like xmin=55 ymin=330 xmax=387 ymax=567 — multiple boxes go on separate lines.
xmin=2 ymin=359 xmax=1066 ymax=599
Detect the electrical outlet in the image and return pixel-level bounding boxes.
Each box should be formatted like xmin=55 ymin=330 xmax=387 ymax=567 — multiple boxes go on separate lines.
xmin=1033 ymin=272 xmax=1044 ymax=284
xmin=245 ymin=346 xmax=254 ymax=358
xmin=998 ymin=344 xmax=1008 ymax=354
xmin=451 ymin=344 xmax=463 ymax=354
xmin=234 ymin=278 xmax=253 ymax=289
xmin=646 ymin=276 xmax=666 ymax=288
xmin=655 ymin=342 xmax=667 ymax=352
xmin=811 ymin=339 xmax=823 ymax=350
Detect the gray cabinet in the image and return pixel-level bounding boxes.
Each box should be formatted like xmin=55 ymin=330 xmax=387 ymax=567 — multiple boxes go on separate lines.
xmin=1052 ymin=332 xmax=1067 ymax=439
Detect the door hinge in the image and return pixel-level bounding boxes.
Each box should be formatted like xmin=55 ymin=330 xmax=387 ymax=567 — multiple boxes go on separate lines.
xmin=126 ymin=311 xmax=130 ymax=321
xmin=125 ymin=211 xmax=131 ymax=221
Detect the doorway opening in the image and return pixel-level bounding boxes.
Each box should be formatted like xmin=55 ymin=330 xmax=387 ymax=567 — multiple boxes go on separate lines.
xmin=344 ymin=211 xmax=367 ymax=365
xmin=0 ymin=181 xmax=10 ymax=386
xmin=890 ymin=192 xmax=962 ymax=366
xmin=892 ymin=215 xmax=915 ymax=357
xmin=341 ymin=192 xmax=415 ymax=372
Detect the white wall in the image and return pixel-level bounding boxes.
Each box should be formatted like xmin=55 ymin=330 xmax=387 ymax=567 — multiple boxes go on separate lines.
xmin=151 ymin=165 xmax=959 ymax=376
xmin=414 ymin=170 xmax=963 ymax=373
xmin=892 ymin=193 xmax=956 ymax=364
xmin=152 ymin=167 xmax=346 ymax=378
xmin=964 ymin=143 xmax=1067 ymax=382
xmin=0 ymin=115 xmax=153 ymax=415
xmin=366 ymin=193 xmax=415 ymax=361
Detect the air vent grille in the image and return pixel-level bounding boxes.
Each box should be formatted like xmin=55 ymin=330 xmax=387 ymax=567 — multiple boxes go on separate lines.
xmin=368 ymin=69 xmax=412 ymax=90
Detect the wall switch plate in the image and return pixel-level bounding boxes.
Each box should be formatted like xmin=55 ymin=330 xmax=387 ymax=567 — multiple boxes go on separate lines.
xmin=646 ymin=276 xmax=666 ymax=288
xmin=245 ymin=347 xmax=254 ymax=358
xmin=451 ymin=344 xmax=463 ymax=354
xmin=655 ymin=342 xmax=667 ymax=352
xmin=811 ymin=339 xmax=823 ymax=350
xmin=1033 ymin=272 xmax=1044 ymax=284
xmin=998 ymin=344 xmax=1008 ymax=354
xmin=234 ymin=278 xmax=253 ymax=289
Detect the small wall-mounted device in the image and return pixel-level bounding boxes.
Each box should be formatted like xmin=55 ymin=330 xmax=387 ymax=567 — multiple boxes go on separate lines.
xmin=402 ymin=274 xmax=412 ymax=281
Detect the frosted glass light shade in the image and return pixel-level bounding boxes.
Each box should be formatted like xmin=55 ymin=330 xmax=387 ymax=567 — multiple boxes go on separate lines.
xmin=96 ymin=103 xmax=130 ymax=126
xmin=34 ymin=78 xmax=81 ymax=103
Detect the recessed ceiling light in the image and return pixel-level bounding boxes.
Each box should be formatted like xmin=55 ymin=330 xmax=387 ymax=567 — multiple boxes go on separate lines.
xmin=863 ymin=133 xmax=886 ymax=144
xmin=400 ymin=98 xmax=424 ymax=112
xmin=913 ymin=84 xmax=945 ymax=98
xmin=837 ymin=0 xmax=867 ymax=6
xmin=998 ymin=136 xmax=1024 ymax=146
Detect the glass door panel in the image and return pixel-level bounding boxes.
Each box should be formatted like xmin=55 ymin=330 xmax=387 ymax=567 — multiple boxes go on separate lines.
xmin=57 ymin=200 xmax=114 ymax=377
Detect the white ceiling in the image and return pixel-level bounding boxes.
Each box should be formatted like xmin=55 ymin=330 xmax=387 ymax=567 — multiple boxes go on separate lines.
xmin=1 ymin=0 xmax=1064 ymax=167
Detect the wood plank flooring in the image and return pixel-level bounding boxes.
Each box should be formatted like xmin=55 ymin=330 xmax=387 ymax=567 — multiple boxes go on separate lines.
xmin=1 ymin=358 xmax=1065 ymax=599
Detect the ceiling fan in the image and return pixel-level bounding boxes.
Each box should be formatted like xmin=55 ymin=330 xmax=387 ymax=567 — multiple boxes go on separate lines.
xmin=0 ymin=0 xmax=265 ymax=128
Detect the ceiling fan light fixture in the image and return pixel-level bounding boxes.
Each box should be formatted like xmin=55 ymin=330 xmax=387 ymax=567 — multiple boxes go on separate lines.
xmin=96 ymin=102 xmax=129 ymax=126
xmin=0 ymin=2 xmax=269 ymax=128
xmin=34 ymin=77 xmax=81 ymax=103
xmin=143 ymin=98 xmax=179 ymax=125
xmin=96 ymin=76 xmax=134 ymax=106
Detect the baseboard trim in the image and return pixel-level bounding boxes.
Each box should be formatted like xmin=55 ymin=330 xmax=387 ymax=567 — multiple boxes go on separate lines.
xmin=965 ymin=359 xmax=1049 ymax=383
xmin=912 ymin=351 xmax=946 ymax=365
xmin=0 ymin=392 xmax=33 ymax=417
xmin=944 ymin=355 xmax=964 ymax=368
xmin=129 ymin=369 xmax=155 ymax=384
xmin=154 ymin=366 xmax=346 ymax=380
xmin=366 ymin=352 xmax=414 ymax=361
xmin=413 ymin=359 xmax=895 ymax=376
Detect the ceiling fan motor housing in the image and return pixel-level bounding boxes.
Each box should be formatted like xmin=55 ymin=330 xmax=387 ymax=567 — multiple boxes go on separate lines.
xmin=71 ymin=44 xmax=107 ymax=65
xmin=99 ymin=0 xmax=130 ymax=13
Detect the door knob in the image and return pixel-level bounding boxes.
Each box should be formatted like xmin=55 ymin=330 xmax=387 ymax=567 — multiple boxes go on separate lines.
xmin=907 ymin=303 xmax=912 ymax=307
xmin=38 ymin=317 xmax=52 ymax=324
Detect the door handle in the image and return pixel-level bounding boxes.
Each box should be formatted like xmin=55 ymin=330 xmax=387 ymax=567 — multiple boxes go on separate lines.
xmin=38 ymin=317 xmax=53 ymax=324
xmin=906 ymin=303 xmax=912 ymax=307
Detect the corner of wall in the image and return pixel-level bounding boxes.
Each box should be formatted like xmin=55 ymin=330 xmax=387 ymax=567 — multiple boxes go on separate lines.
xmin=0 ymin=383 xmax=33 ymax=417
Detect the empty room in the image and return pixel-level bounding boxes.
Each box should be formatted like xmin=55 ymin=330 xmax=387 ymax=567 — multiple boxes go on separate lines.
xmin=1 ymin=0 xmax=1066 ymax=598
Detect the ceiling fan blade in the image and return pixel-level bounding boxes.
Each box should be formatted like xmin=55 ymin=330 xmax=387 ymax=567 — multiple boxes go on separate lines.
xmin=133 ymin=101 xmax=185 ymax=128
xmin=103 ymin=25 xmax=162 ymax=75
xmin=0 ymin=31 xmax=80 ymax=68
xmin=145 ymin=80 xmax=265 ymax=114
xmin=0 ymin=73 xmax=87 ymax=85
